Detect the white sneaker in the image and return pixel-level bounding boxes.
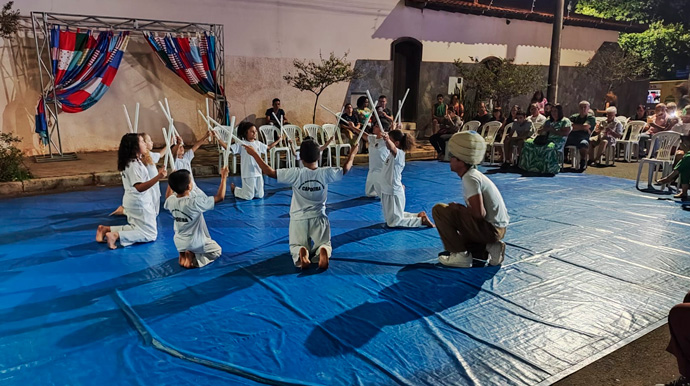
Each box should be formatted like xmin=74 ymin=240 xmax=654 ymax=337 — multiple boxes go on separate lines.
xmin=439 ymin=251 xmax=472 ymax=268
xmin=486 ymin=241 xmax=506 ymax=266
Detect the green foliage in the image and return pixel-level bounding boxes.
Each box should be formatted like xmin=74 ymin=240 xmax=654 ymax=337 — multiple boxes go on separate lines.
xmin=284 ymin=52 xmax=360 ymax=123
xmin=0 ymin=2 xmax=20 ymax=38
xmin=578 ymin=44 xmax=648 ymax=92
xmin=454 ymin=57 xmax=545 ymax=115
xmin=619 ymin=21 xmax=690 ymax=79
xmin=575 ymin=0 xmax=690 ymax=27
xmin=0 ymin=133 xmax=31 ymax=182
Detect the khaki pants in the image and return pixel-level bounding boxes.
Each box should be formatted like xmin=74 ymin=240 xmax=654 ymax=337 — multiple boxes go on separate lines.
xmin=432 ymin=203 xmax=506 ymax=256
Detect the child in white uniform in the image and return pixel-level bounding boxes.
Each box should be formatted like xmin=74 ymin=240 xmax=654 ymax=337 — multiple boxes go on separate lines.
xmin=172 ymin=132 xmax=210 ymax=196
xmin=353 ymin=121 xmax=389 ymax=197
xmin=164 ymin=167 xmax=228 ymax=268
xmin=287 ymin=135 xmax=334 ymax=167
xmin=96 ymin=133 xmax=167 ymax=249
xmin=226 ymin=122 xmax=281 ymax=200
xmin=110 ymin=132 xmax=169 ymax=216
xmin=243 ymin=138 xmax=358 ymax=270
xmin=379 ymin=129 xmax=435 ymax=228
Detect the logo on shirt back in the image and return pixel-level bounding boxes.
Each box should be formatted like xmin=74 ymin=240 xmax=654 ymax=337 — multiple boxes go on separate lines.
xmin=299 ymin=179 xmax=325 ymax=192
xmin=171 ymin=209 xmax=193 ymax=223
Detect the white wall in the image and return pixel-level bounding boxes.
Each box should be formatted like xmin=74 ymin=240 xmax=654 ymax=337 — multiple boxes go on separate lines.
xmin=2 ymin=0 xmax=619 ymax=154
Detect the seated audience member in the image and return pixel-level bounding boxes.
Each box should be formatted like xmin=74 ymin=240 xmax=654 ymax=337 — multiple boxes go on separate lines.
xmin=448 ymin=94 xmax=464 ymax=121
xmin=265 ymin=98 xmax=289 ymax=126
xmin=656 ymin=291 xmax=690 ymax=386
xmin=339 ymin=103 xmax=361 ymax=145
xmin=376 ymin=95 xmax=395 ymax=131
xmin=502 ymin=109 xmax=534 ymax=167
xmin=588 ymin=106 xmax=623 ymax=165
xmin=429 ymin=109 xmax=462 ymax=160
xmin=566 ymin=100 xmax=597 ymax=171
xmin=488 ymin=107 xmax=505 ymax=125
xmin=355 ymin=96 xmax=372 ymax=153
xmin=528 ymin=103 xmax=547 ymax=125
xmin=518 ymin=104 xmax=572 ymax=175
xmin=596 ymin=91 xmax=618 ymax=115
xmin=656 ymin=134 xmax=690 ymax=201
xmin=631 ymin=104 xmax=648 ymax=122
xmin=431 ymin=94 xmax=447 ymax=134
xmin=505 ymin=104 xmax=520 ymax=126
xmin=639 ymin=103 xmax=671 ymax=158
xmin=472 ymin=102 xmax=490 ymax=125
xmin=530 ymin=90 xmax=547 ymax=114
xmin=543 ymin=102 xmax=553 ymax=120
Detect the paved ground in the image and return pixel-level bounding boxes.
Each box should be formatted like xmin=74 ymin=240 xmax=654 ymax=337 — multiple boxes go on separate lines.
xmin=12 ymin=145 xmax=684 ymax=386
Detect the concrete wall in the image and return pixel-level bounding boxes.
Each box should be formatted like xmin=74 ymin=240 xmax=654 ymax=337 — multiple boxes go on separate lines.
xmin=2 ymin=0 xmax=621 ymax=155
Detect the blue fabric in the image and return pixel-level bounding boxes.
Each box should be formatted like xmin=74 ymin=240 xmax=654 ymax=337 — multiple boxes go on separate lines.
xmin=1 ymin=162 xmax=689 ymax=385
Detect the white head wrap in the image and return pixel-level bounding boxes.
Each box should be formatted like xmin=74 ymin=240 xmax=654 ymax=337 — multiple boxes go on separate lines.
xmin=447 ymin=131 xmax=486 ymax=165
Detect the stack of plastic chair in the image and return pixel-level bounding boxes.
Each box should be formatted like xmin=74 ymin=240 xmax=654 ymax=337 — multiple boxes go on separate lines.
xmin=490 ymin=122 xmax=512 ymax=165
xmin=480 ymin=121 xmax=502 ymax=165
xmin=635 ymin=131 xmax=681 ymax=190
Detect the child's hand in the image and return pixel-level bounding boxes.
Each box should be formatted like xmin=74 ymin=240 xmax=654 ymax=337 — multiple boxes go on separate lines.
xmin=220 ymin=167 xmax=229 ymax=178
xmin=175 ymin=135 xmax=183 ymax=145
xmin=158 ymin=168 xmax=168 ymax=178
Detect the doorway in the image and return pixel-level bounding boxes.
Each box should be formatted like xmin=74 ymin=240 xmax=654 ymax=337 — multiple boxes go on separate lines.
xmin=391 ymin=37 xmax=422 ymax=122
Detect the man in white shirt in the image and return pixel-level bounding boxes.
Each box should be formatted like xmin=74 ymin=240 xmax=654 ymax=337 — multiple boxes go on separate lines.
xmin=432 ymin=131 xmax=510 ymax=268
xmin=164 ymin=167 xmax=228 ymax=268
xmin=243 ymin=138 xmax=358 ymax=270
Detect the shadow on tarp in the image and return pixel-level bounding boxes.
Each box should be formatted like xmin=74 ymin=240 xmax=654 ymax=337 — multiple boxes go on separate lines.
xmin=306 ymin=264 xmax=499 ymax=357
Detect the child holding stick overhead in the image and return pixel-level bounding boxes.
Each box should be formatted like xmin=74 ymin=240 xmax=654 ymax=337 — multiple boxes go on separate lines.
xmin=379 ymin=129 xmax=435 ymax=228
xmin=96 ymin=133 xmax=167 ymax=249
xmin=243 ymin=138 xmax=358 ymax=270
xmin=171 ymin=131 xmax=211 ymax=195
xmin=352 ymin=120 xmax=390 ymax=198
xmin=164 ymin=167 xmax=228 ymax=268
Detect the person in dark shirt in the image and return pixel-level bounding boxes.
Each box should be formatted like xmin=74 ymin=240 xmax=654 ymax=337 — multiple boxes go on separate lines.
xmin=265 ymin=98 xmax=289 ymax=126
xmin=472 ymin=102 xmax=490 ymax=126
xmin=566 ymin=100 xmax=597 ymax=171
xmin=376 ymin=95 xmax=395 ymax=131
xmin=339 ymin=103 xmax=361 ymax=145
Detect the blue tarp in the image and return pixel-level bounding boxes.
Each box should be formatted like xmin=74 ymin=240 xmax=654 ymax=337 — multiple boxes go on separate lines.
xmin=1 ymin=162 xmax=689 ymax=385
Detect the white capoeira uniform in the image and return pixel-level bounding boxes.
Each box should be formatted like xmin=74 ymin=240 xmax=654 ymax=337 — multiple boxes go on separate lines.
xmin=276 ymin=166 xmax=343 ymax=266
xmin=380 ymin=149 xmax=423 ymax=228
xmin=365 ymin=136 xmax=389 ymax=197
xmin=164 ymin=192 xmax=222 ymax=267
xmin=147 ymin=152 xmax=162 ymax=215
xmin=111 ymin=159 xmax=158 ymax=246
xmin=231 ymin=141 xmax=267 ymax=200
xmin=174 ymin=150 xmax=205 ymax=197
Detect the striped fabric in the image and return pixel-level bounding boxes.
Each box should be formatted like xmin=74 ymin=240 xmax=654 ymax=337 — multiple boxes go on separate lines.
xmin=35 ymin=28 xmax=130 ymax=144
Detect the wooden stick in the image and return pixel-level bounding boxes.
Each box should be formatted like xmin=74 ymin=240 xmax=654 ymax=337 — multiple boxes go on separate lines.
xmin=366 ymin=90 xmax=384 ymax=134
xmin=123 ymin=105 xmax=133 ymax=133
xmin=134 ymin=103 xmax=140 ymax=134
xmin=354 ymin=100 xmax=378 ymax=146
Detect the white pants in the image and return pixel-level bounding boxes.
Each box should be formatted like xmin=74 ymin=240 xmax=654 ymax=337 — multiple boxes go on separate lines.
xmin=289 ymin=216 xmax=332 ymax=267
xmin=381 ymin=192 xmax=422 ymax=228
xmin=365 ymin=170 xmax=380 ymax=197
xmin=176 ymin=237 xmax=222 ymax=268
xmin=111 ymin=206 xmax=158 ymax=246
xmin=234 ymin=176 xmax=264 ymax=200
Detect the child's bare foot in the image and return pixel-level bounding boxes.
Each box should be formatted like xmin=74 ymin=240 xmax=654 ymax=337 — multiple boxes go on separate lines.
xmin=318 ymin=247 xmax=329 ymax=270
xmin=109 ymin=206 xmax=124 ymax=216
xmin=418 ymin=211 xmax=436 ymax=228
xmin=96 ymin=225 xmax=110 ymax=242
xmin=298 ymin=247 xmax=311 ymax=270
xmin=178 ymin=252 xmax=186 ymax=266
xmin=181 ymin=251 xmax=196 ymax=269
xmin=230 ymin=183 xmax=236 ymax=194
xmin=105 ymin=232 xmax=118 ymax=249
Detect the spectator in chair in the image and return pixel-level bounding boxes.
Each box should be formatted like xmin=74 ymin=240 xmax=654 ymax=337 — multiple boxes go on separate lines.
xmin=266 ymin=98 xmax=289 ymax=126
xmin=431 ymin=94 xmax=447 ymax=134
xmin=518 ymin=104 xmax=572 ymax=175
xmin=566 ymin=100 xmax=597 ymax=171
xmin=339 ymin=103 xmax=360 ymax=145
xmin=448 ymin=94 xmax=464 ymax=121
xmin=488 ymin=107 xmax=505 ymax=125
xmin=631 ymin=104 xmax=647 ymax=122
xmin=505 ymin=104 xmax=520 ymax=126
xmin=472 ymin=102 xmax=490 ymax=126
xmin=544 ymin=102 xmax=553 ymax=120
xmin=639 ymin=103 xmax=672 ymax=158
xmin=429 ymin=109 xmax=462 ymax=160
xmin=376 ymin=95 xmax=396 ymax=131
xmin=530 ymin=90 xmax=547 ymax=114
xmin=528 ymin=103 xmax=547 ymax=125
xmin=501 ymin=109 xmax=534 ymax=168
xmin=588 ymin=106 xmax=623 ymax=166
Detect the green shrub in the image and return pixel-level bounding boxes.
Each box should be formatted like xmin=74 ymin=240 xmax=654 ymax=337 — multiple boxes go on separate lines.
xmin=0 ymin=133 xmax=31 ymax=182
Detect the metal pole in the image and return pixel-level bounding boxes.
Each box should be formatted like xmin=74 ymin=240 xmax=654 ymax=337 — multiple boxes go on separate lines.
xmin=547 ymin=0 xmax=565 ymax=103
xmin=31 ymin=12 xmax=52 ymax=157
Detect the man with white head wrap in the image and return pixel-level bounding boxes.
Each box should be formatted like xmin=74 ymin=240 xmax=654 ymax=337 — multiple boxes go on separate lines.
xmin=432 ymin=131 xmax=510 ymax=268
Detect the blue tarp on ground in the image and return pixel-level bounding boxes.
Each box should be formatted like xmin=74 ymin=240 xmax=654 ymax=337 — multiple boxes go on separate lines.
xmin=1 ymin=162 xmax=689 ymax=385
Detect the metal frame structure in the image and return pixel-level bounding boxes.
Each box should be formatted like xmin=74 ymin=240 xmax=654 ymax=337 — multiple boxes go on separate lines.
xmin=30 ymin=11 xmax=225 ymax=162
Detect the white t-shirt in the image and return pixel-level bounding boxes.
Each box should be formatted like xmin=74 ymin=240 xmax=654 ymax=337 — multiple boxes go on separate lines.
xmin=529 ymin=114 xmax=547 ymax=125
xmin=368 ymin=136 xmax=389 ymax=172
xmin=462 ymin=167 xmax=509 ymax=228
xmin=230 ymin=141 xmax=268 ymax=178
xmin=379 ymin=149 xmax=405 ymax=195
xmin=276 ymin=167 xmax=343 ymax=220
xmin=121 ymin=159 xmax=151 ymax=209
xmin=163 ymin=192 xmax=214 ymax=252
xmin=174 ymin=150 xmax=195 ymax=176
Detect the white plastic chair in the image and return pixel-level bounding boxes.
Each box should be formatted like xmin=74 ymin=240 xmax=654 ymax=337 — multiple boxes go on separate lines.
xmin=635 ymin=131 xmax=681 ymax=190
xmin=489 ymin=122 xmax=512 ymax=166
xmin=616 ymin=121 xmax=645 ymax=162
xmin=323 ymin=124 xmax=351 ymax=167
xmin=461 ymin=120 xmax=481 ymax=133
xmin=303 ymin=124 xmax=322 ymax=143
xmin=321 ymin=124 xmax=340 ymax=166
xmin=282 ymin=125 xmax=302 ymax=167
xmin=616 ymin=116 xmax=629 ymax=126
xmin=271 ymin=128 xmax=291 ymax=170
xmin=480 ymin=121 xmax=502 ymax=165
xmin=258 ymin=125 xmax=277 ymax=165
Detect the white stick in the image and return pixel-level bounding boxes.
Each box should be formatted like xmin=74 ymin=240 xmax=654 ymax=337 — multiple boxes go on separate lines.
xmin=354 ymin=100 xmax=378 ymax=146
xmin=166 ymin=126 xmax=177 ymax=169
xmin=320 ymin=104 xmax=350 ymax=126
xmin=162 ymin=127 xmax=171 ymax=170
xmin=366 ymin=90 xmax=384 ymax=134
xmin=164 ymin=98 xmax=171 ymax=119
xmin=134 ymin=103 xmax=140 ymax=133
xmin=123 ymin=105 xmax=133 ymax=133
xmin=198 ymin=110 xmax=211 ymax=129
xmin=394 ymin=88 xmax=410 ymax=125
xmin=158 ymin=101 xmax=172 ymax=122
xmin=272 ymin=112 xmax=288 ymax=141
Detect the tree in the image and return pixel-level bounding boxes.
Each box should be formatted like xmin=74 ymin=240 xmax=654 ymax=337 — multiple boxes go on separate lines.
xmin=0 ymin=2 xmax=19 ymax=38
xmin=575 ymin=0 xmax=690 ymax=27
xmin=284 ymin=52 xmax=359 ymax=124
xmin=619 ymin=22 xmax=690 ymax=80
xmin=454 ymin=57 xmax=546 ymax=116
xmin=579 ymin=43 xmax=648 ymax=92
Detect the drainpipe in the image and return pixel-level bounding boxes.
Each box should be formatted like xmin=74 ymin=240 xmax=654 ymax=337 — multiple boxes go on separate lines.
xmin=547 ymin=0 xmax=565 ymax=103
